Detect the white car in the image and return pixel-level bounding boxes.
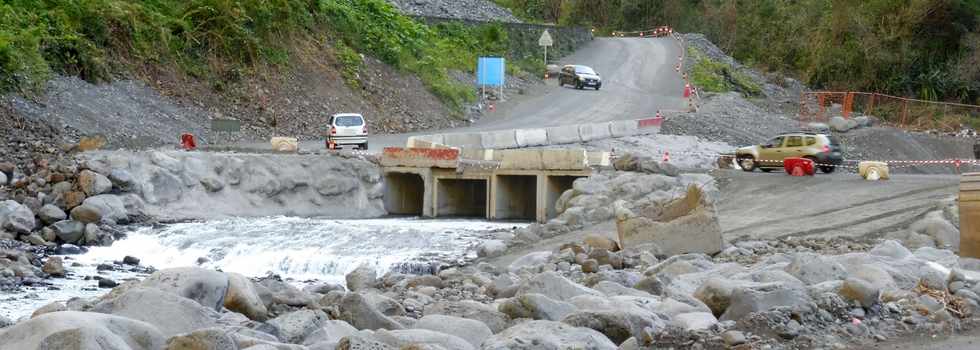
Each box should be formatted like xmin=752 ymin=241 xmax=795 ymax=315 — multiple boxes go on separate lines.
xmin=326 ymin=113 xmax=368 ymax=150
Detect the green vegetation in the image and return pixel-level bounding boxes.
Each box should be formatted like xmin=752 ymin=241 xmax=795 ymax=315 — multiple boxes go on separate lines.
xmin=0 ymin=0 xmax=518 ymax=111
xmin=492 ymin=0 xmax=980 ymax=104
xmin=688 ymin=47 xmax=760 ymax=96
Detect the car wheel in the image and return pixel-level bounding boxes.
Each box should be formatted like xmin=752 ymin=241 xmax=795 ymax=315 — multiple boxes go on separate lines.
xmin=738 ymin=157 xmax=756 ymax=172
xmin=761 ymin=168 xmax=773 ymax=173
xmin=595 ymin=86 xmax=601 ymax=90
xmin=820 ymin=165 xmax=836 ymax=174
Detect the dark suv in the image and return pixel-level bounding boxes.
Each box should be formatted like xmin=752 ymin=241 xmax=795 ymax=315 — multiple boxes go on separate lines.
xmin=559 ymin=65 xmax=602 ymax=90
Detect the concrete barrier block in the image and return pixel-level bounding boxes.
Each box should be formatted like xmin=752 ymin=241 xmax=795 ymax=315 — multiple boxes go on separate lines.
xmin=540 ymin=150 xmax=589 ymax=170
xmin=637 ymin=117 xmax=664 ymax=134
xmin=406 ymin=134 xmax=445 ymax=148
xmin=381 ymin=147 xmax=460 ymax=168
xmin=587 ymin=152 xmax=611 ymax=167
xmin=270 ymin=137 xmax=298 ymax=152
xmin=481 ymin=130 xmax=519 ymax=149
xmin=609 ymin=120 xmax=639 ymax=138
xmin=858 ymin=161 xmax=890 ymax=180
xmin=546 ymin=126 xmax=582 ymax=145
xmin=442 ymin=133 xmax=484 ymax=149
xmin=579 ymin=123 xmax=613 ymax=142
xmin=515 ymin=128 xmax=549 ymax=148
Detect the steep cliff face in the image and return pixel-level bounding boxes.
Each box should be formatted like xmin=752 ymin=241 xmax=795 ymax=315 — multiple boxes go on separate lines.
xmin=80 ymin=151 xmax=386 ymax=221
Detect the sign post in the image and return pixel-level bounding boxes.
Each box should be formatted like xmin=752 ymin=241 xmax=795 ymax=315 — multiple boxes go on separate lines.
xmin=538 ymin=30 xmax=553 ymax=65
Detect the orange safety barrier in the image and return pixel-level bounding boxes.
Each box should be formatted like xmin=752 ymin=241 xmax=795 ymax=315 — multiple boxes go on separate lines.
xmin=799 ymin=91 xmax=980 ymax=132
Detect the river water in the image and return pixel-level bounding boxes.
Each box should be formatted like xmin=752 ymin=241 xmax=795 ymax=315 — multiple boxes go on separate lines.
xmin=1 ymin=217 xmax=523 ymax=321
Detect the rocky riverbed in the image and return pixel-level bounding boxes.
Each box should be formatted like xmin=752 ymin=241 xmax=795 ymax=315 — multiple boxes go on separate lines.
xmin=3 ymin=232 xmax=978 ymax=349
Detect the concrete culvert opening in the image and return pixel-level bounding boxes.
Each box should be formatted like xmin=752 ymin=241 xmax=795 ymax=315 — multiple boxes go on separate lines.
xmin=546 ymin=176 xmax=583 ymax=219
xmin=494 ymin=175 xmax=538 ymax=220
xmin=436 ymin=178 xmax=488 ymax=218
xmin=384 ymin=172 xmax=425 ymax=216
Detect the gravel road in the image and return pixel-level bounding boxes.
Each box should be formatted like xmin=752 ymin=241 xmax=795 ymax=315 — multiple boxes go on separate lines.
xmin=715 ymin=170 xmax=959 ymax=242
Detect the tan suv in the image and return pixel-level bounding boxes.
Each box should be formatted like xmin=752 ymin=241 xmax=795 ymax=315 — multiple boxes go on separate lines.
xmin=735 ymin=132 xmax=843 ymax=173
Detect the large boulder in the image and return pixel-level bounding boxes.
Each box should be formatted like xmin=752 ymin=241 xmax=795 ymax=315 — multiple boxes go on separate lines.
xmin=477 ymin=240 xmax=507 ymax=258
xmin=224 ymin=272 xmax=269 ymax=321
xmin=51 ymin=220 xmax=86 ymax=244
xmin=42 ymin=257 xmax=66 ymax=277
xmin=615 ymin=186 xmax=724 ymax=256
xmin=516 ymin=272 xmax=603 ymax=302
xmin=413 ymin=315 xmax=492 ymax=348
xmin=302 ymin=320 xmax=358 ymax=347
xmin=267 ymin=309 xmax=328 ymax=344
xmin=82 ymin=195 xmax=129 ymax=223
xmin=337 ymin=293 xmax=404 ymax=330
xmin=0 ymin=200 xmax=36 ymax=234
xmin=109 ymin=169 xmax=135 ymax=191
xmin=507 ymin=251 xmax=553 ymax=273
xmin=481 ymin=320 xmax=617 ymax=350
xmin=163 ymin=327 xmax=237 ymax=350
xmin=0 ymin=311 xmax=166 ymax=350
xmin=139 ymin=267 xmax=230 ymax=311
xmin=671 ymin=312 xmax=718 ymax=331
xmin=90 ymin=288 xmax=218 ymax=337
xmin=78 ymin=170 xmax=113 ymax=196
xmin=255 ymin=277 xmax=315 ymax=307
xmin=499 ymin=293 xmax=578 ymax=321
xmin=720 ymin=283 xmax=811 ymax=321
xmin=424 ymin=300 xmax=509 ymax=334
xmin=70 ymin=204 xmax=103 ymax=224
xmin=784 ymin=253 xmax=848 ymax=285
xmin=829 ymin=116 xmax=851 ymax=132
xmin=376 ymin=329 xmax=474 ymax=350
xmin=38 ymin=204 xmax=67 ymax=225
xmin=346 ymin=265 xmax=378 ymax=292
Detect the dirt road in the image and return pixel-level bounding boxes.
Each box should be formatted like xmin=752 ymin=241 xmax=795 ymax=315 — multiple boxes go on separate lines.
xmin=716 ymin=170 xmax=959 ymax=242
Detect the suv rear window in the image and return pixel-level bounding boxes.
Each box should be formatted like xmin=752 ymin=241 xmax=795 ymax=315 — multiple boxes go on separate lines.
xmin=335 ymin=116 xmax=363 ymax=127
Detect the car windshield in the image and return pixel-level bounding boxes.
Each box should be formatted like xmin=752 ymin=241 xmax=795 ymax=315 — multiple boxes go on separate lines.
xmin=335 ymin=115 xmax=363 ymax=127
xmin=575 ymin=66 xmax=596 ymax=75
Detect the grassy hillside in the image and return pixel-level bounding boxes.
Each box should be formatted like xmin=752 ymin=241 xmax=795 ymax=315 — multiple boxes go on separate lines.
xmin=493 ymin=0 xmax=980 ymax=104
xmin=0 ymin=0 xmax=515 ymax=110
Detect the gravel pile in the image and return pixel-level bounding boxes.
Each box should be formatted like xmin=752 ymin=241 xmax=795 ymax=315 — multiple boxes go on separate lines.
xmin=662 ymin=92 xmax=800 ymax=148
xmin=0 ymin=100 xmax=79 ymax=174
xmin=6 ymin=77 xmax=209 ymax=150
xmin=682 ymin=33 xmax=806 ymax=114
xmin=387 ymin=0 xmax=522 ymax=23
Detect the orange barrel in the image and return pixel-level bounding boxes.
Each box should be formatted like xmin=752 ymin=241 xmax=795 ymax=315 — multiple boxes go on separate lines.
xmin=784 ymin=157 xmax=815 ymax=176
xmin=960 ymin=173 xmax=980 ymax=258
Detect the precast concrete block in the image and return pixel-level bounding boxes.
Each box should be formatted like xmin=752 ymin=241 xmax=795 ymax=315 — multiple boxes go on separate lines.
xmin=443 ymin=133 xmax=484 ymax=149
xmin=578 ymin=123 xmax=612 ymax=142
xmin=546 ymin=126 xmax=583 ymax=145
xmin=481 ymin=130 xmax=519 ymax=149
xmin=609 ymin=120 xmax=639 ymax=138
xmin=515 ymin=129 xmax=549 ymax=148
xmin=407 ymin=135 xmax=446 ymax=148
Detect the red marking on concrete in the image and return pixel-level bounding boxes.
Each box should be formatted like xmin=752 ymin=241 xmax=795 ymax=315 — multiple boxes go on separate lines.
xmin=383 ymin=147 xmax=460 ymax=161
xmin=637 ymin=117 xmax=664 ymax=128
